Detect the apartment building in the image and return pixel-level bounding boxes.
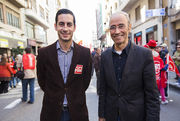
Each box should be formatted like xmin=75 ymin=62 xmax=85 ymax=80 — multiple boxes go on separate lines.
xmin=96 ymin=0 xmax=119 ymax=48
xmin=163 ymin=0 xmax=180 ymax=54
xmin=47 ymin=0 xmax=69 ymax=45
xmin=119 ymin=0 xmax=164 ymax=46
xmin=0 ymin=0 xmax=26 ymax=56
xmin=24 ymin=0 xmax=50 ymax=55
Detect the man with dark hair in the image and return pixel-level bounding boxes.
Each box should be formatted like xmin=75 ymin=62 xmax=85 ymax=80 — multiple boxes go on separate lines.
xmin=37 ymin=9 xmax=92 ymax=121
xmin=25 ymin=47 xmax=31 ymax=54
xmin=21 ymin=47 xmax=36 ymax=104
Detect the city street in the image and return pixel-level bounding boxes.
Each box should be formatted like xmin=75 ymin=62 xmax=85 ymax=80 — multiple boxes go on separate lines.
xmin=0 ymin=73 xmax=180 ymax=121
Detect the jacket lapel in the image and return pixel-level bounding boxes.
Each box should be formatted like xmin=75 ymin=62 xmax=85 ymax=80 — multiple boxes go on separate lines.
xmin=107 ymin=48 xmax=119 ymax=92
xmin=50 ymin=41 xmax=64 ymax=86
xmin=119 ymin=42 xmax=137 ymax=92
xmin=66 ymin=42 xmax=80 ymax=86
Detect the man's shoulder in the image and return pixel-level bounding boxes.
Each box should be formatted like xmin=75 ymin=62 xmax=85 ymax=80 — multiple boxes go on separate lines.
xmin=74 ymin=42 xmax=90 ymax=53
xmin=132 ymin=43 xmax=151 ymax=54
xmin=101 ymin=47 xmax=112 ymax=55
xmin=38 ymin=42 xmax=56 ymax=53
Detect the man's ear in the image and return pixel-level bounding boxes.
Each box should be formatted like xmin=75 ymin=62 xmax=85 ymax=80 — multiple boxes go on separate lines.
xmin=73 ymin=25 xmax=76 ymax=32
xmin=54 ymin=23 xmax=57 ymax=31
xmin=128 ymin=23 xmax=132 ymax=32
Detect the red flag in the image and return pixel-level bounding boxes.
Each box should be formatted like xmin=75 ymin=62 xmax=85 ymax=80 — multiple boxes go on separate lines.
xmin=166 ymin=54 xmax=180 ymax=76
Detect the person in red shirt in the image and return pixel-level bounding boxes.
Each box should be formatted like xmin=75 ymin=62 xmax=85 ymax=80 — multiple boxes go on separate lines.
xmin=8 ymin=57 xmax=17 ymax=88
xmin=0 ymin=55 xmax=13 ymax=94
xmin=21 ymin=47 xmax=36 ymax=104
xmin=147 ymin=40 xmax=169 ymax=104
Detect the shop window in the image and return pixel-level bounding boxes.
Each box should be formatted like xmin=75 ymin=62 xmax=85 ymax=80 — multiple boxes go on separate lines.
xmin=148 ymin=0 xmax=155 ymax=9
xmin=135 ymin=6 xmax=141 ymax=21
xmin=0 ymin=3 xmax=4 ymax=23
xmin=6 ymin=7 xmax=20 ymax=28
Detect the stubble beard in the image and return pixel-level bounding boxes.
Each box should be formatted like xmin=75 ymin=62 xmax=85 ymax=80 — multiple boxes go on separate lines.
xmin=58 ymin=33 xmax=73 ymax=43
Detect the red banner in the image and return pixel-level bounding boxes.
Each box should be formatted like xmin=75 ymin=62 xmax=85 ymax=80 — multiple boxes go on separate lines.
xmin=167 ymin=54 xmax=180 ymax=76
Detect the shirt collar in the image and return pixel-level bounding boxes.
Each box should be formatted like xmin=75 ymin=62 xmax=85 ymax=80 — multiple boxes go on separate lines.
xmin=112 ymin=40 xmax=131 ymax=55
xmin=56 ymin=40 xmax=74 ymax=52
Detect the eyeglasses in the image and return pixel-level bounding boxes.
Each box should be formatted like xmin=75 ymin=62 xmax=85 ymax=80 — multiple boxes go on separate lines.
xmin=109 ymin=24 xmax=126 ymax=31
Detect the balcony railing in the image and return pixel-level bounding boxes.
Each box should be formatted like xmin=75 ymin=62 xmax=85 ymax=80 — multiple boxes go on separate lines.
xmin=119 ymin=0 xmax=139 ymax=12
xmin=8 ymin=0 xmax=25 ymax=8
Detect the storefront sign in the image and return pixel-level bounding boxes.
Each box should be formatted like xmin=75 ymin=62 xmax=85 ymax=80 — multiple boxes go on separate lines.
xmin=135 ymin=32 xmax=142 ymax=37
xmin=0 ymin=39 xmax=9 ymax=48
xmin=28 ymin=39 xmax=36 ymax=46
xmin=146 ymin=27 xmax=154 ymax=33
xmin=18 ymin=41 xmax=24 ymax=49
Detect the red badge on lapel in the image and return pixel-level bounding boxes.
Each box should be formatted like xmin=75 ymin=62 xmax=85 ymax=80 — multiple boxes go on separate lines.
xmin=74 ymin=64 xmax=83 ymax=74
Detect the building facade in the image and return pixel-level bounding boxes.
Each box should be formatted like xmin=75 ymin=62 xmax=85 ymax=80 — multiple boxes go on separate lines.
xmin=164 ymin=0 xmax=180 ymax=54
xmin=96 ymin=0 xmax=120 ymax=49
xmin=0 ymin=0 xmax=26 ymax=56
xmin=24 ymin=0 xmax=50 ymax=55
xmin=119 ymin=0 xmax=164 ymax=46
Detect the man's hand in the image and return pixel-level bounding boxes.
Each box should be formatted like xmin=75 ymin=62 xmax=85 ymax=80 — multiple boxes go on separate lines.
xmin=99 ymin=118 xmax=105 ymax=121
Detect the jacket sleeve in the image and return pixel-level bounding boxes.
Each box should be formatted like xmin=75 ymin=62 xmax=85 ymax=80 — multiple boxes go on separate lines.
xmin=7 ymin=63 xmax=13 ymax=75
xmin=143 ymin=50 xmax=160 ymax=121
xmin=37 ymin=49 xmax=46 ymax=91
xmin=83 ymin=49 xmax=92 ymax=91
xmin=98 ymin=54 xmax=106 ymax=118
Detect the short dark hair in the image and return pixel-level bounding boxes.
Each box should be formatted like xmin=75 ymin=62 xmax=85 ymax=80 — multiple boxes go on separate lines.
xmin=55 ymin=8 xmax=76 ymax=25
xmin=25 ymin=47 xmax=31 ymax=54
xmin=0 ymin=56 xmax=7 ymax=65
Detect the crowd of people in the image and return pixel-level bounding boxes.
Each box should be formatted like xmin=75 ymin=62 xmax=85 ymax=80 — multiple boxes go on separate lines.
xmin=0 ymin=53 xmax=22 ymax=94
xmin=1 ymin=8 xmax=180 ymax=121
xmin=0 ymin=47 xmax=36 ymax=104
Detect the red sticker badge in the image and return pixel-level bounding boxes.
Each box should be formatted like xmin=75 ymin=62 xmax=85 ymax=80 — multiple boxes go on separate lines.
xmin=74 ymin=65 xmax=83 ymax=74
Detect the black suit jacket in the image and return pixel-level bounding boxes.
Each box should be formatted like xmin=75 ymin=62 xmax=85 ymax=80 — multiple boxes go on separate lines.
xmin=98 ymin=42 xmax=160 ymax=121
xmin=37 ymin=41 xmax=92 ymax=121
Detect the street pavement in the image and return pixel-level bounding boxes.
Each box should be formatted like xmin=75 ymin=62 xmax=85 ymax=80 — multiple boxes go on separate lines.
xmin=0 ymin=71 xmax=180 ymax=121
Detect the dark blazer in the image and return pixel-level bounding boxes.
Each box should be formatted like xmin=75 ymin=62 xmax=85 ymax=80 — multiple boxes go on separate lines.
xmin=37 ymin=41 xmax=92 ymax=121
xmin=98 ymin=42 xmax=160 ymax=121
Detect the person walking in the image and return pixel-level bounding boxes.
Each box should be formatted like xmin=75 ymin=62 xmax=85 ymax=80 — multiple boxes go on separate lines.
xmin=147 ymin=40 xmax=168 ymax=104
xmin=8 ymin=57 xmax=17 ymax=88
xmin=172 ymin=44 xmax=180 ymax=85
xmin=94 ymin=47 xmax=101 ymax=95
xmin=0 ymin=56 xmax=13 ymax=94
xmin=98 ymin=11 xmax=160 ymax=121
xmin=37 ymin=9 xmax=92 ymax=121
xmin=21 ymin=47 xmax=36 ymax=104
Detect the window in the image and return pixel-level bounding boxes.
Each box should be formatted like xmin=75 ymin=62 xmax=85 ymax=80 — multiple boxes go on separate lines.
xmin=135 ymin=6 xmax=141 ymax=21
xmin=6 ymin=7 xmax=20 ymax=28
xmin=32 ymin=0 xmax=37 ymax=13
xmin=148 ymin=0 xmax=155 ymax=9
xmin=46 ymin=12 xmax=49 ymax=23
xmin=26 ymin=22 xmax=34 ymax=38
xmin=46 ymin=0 xmax=48 ymax=6
xmin=39 ymin=6 xmax=44 ymax=19
xmin=115 ymin=2 xmax=118 ymax=10
xmin=0 ymin=3 xmax=4 ymax=23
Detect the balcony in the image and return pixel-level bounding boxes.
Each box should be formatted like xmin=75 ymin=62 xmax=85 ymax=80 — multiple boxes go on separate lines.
xmin=25 ymin=9 xmax=49 ymax=29
xmin=119 ymin=0 xmax=139 ymax=12
xmin=169 ymin=8 xmax=180 ymax=22
xmin=8 ymin=0 xmax=25 ymax=8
